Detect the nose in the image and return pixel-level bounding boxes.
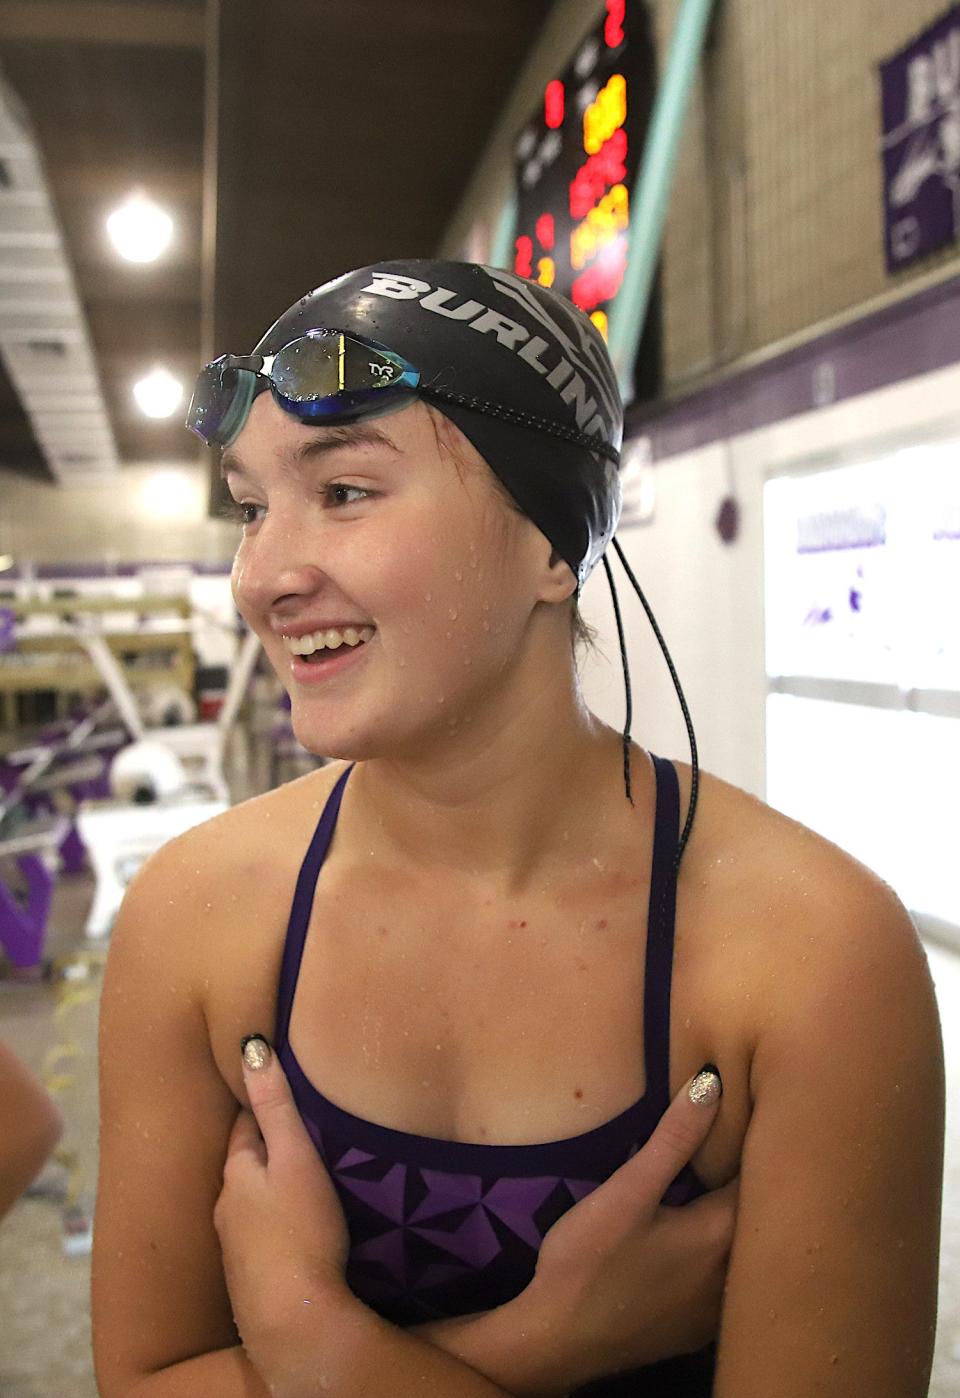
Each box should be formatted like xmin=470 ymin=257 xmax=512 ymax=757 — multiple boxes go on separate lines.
xmin=231 ymin=507 xmax=328 ymax=619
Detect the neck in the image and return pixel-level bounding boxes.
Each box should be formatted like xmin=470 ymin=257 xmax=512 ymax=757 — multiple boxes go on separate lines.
xmin=341 ymin=684 xmax=637 ymax=897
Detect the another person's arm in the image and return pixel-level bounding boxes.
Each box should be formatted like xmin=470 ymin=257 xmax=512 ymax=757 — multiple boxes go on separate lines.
xmin=711 ymin=857 xmax=943 ymax=1396
xmin=0 ymin=1037 xmax=64 ymax=1222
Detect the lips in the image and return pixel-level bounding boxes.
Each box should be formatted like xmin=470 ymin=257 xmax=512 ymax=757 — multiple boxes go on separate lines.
xmin=288 ymin=632 xmax=372 ymax=684
xmin=300 ymin=635 xmax=370 ymax=661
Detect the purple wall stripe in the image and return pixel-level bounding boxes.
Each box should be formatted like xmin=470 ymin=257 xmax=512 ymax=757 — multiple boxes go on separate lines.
xmin=0 ymin=560 xmax=232 ymax=581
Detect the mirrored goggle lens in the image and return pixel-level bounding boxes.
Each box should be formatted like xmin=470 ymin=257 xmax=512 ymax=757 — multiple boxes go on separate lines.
xmin=186 ymin=363 xmax=258 ymax=446
xmin=186 ymin=362 xmax=233 ymax=442
xmin=271 ymin=332 xmax=418 ymax=414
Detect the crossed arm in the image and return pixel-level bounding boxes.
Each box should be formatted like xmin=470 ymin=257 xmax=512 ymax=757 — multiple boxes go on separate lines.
xmin=93 ymin=835 xmax=944 ymax=1397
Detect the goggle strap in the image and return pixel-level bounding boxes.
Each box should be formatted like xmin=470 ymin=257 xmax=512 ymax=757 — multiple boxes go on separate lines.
xmin=607 ymin=534 xmax=700 ymax=869
xmin=422 ymin=386 xmax=620 ymax=466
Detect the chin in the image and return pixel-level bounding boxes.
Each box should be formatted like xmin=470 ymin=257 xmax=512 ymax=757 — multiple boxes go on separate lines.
xmin=289 ymin=704 xmax=464 ymax=768
xmin=287 ymin=708 xmax=386 ymax=764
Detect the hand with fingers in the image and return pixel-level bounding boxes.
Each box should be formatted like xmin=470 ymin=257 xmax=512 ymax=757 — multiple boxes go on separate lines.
xmin=215 ymin=1035 xmax=735 ymax=1398
xmin=505 ymin=1064 xmax=738 ymax=1397
xmin=213 ymin=1034 xmax=356 ymax=1388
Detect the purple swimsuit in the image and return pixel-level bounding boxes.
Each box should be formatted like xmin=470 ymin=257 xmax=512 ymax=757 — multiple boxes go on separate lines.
xmin=274 ymin=755 xmax=717 ymax=1395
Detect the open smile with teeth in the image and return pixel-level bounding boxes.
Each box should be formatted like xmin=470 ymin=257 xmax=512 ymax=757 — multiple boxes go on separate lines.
xmin=283 ymin=625 xmax=376 ymax=656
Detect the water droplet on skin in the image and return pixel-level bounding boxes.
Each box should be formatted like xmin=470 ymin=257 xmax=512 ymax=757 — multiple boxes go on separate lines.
xmin=482 ymin=620 xmax=490 ymax=631
xmin=424 ymin=591 xmax=432 ymax=602
xmin=684 ymin=1017 xmax=692 ymax=1028
xmin=454 ymin=570 xmax=463 ymax=582
xmin=449 ymin=608 xmax=459 ymax=620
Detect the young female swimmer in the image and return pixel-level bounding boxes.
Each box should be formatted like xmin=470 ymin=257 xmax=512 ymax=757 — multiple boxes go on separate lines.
xmin=92 ymin=261 xmax=943 ymax=1397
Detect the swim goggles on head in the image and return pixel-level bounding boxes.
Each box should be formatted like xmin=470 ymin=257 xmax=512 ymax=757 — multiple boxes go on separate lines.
xmin=186 ymin=329 xmax=419 ymax=447
xmin=185 ymin=328 xmax=620 ymax=463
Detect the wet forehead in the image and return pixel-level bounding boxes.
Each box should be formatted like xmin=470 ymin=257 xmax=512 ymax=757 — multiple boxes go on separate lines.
xmin=219 ymin=418 xmax=404 ymax=482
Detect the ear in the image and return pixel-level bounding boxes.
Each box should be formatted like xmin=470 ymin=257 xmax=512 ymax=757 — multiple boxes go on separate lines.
xmin=539 ymin=546 xmax=578 ymax=606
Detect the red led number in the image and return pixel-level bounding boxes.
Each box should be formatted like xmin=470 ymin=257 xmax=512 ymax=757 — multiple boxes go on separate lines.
xmin=605 ymin=0 xmax=625 ymax=47
xmin=514 ymin=235 xmax=534 ymax=279
xmin=544 ymin=79 xmax=565 ymax=130
xmin=535 ymin=213 xmax=555 ymax=250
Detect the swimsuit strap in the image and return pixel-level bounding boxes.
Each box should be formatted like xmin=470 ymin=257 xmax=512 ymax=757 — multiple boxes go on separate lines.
xmin=276 ymin=754 xmax=683 ymax=1113
xmin=641 ymin=753 xmax=682 ymax=1109
xmin=275 ymin=761 xmax=355 ymax=1048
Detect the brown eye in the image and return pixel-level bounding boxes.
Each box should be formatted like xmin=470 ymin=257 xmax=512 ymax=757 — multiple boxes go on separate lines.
xmin=325 ymin=484 xmax=370 ymax=508
xmin=219 ymin=498 xmax=262 ymax=526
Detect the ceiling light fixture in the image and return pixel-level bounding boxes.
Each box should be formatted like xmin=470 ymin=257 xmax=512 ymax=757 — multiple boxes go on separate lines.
xmin=106 ymin=191 xmax=174 ymax=263
xmin=133 ymin=368 xmax=183 ymax=419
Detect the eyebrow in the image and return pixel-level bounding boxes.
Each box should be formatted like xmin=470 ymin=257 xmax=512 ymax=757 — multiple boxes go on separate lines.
xmin=218 ymin=422 xmax=401 ymax=481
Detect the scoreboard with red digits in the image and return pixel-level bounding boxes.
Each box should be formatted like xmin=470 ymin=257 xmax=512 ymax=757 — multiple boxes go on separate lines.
xmin=512 ymin=0 xmax=660 ymax=399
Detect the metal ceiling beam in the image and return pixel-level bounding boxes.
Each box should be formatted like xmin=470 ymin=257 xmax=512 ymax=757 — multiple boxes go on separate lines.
xmin=0 ymin=2 xmax=204 ymax=51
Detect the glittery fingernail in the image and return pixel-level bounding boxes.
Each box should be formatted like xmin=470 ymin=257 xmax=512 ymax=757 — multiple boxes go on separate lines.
xmin=688 ymin=1063 xmax=722 ymax=1105
xmin=241 ymin=1034 xmax=272 ymax=1070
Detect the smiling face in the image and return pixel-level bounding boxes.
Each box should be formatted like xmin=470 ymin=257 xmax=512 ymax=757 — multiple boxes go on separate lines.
xmin=223 ymin=391 xmax=577 ymax=763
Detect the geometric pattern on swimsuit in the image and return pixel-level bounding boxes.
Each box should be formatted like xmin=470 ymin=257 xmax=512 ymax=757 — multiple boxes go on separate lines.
xmin=274 ymin=753 xmax=717 ymax=1395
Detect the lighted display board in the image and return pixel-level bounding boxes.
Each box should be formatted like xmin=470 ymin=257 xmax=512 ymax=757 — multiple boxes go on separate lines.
xmin=764 ymin=445 xmax=960 ymax=690
xmin=512 ymin=0 xmax=658 ymax=395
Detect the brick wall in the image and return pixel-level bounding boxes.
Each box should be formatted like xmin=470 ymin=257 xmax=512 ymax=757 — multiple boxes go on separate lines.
xmin=658 ymin=0 xmax=960 ymax=388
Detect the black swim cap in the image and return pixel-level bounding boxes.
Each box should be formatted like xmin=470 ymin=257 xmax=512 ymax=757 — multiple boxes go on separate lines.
xmin=245 ymin=256 xmax=699 ymax=868
xmin=252 ymin=259 xmax=624 ymax=592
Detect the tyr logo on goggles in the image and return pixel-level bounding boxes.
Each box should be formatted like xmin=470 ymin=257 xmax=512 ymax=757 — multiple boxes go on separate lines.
xmin=186 ymin=329 xmax=419 ymax=447
xmin=186 ymin=326 xmax=620 ymax=464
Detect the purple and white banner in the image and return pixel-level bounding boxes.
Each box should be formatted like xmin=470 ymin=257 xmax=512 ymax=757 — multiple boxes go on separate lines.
xmin=880 ymin=5 xmax=960 ymax=271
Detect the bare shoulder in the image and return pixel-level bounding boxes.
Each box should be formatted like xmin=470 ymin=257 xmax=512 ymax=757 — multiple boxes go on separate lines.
xmin=127 ymin=754 xmax=353 ymax=928
xmin=121 ymin=761 xmax=353 ymax=1099
xmin=673 ymin=758 xmax=935 ymax=1052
